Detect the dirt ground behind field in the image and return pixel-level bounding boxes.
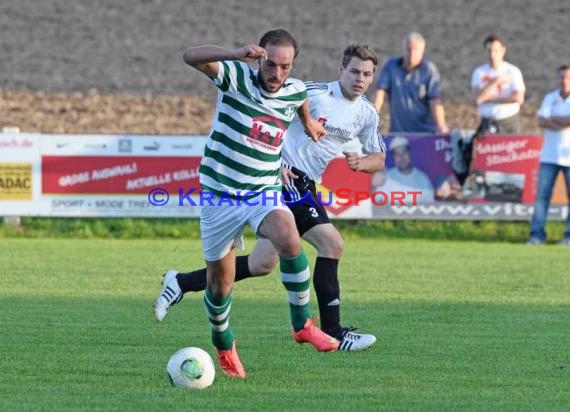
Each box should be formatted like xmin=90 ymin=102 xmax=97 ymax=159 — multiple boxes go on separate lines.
xmin=2 ymin=0 xmax=568 ymax=134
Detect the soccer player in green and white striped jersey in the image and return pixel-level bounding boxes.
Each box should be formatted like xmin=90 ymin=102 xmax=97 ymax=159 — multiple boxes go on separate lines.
xmin=173 ymin=30 xmax=338 ymax=379
xmin=156 ymin=44 xmax=386 ymax=354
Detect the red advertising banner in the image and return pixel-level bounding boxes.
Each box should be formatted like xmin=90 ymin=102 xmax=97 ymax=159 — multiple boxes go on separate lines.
xmin=466 ymin=135 xmax=568 ymax=205
xmin=42 ymin=156 xmax=201 ymax=194
xmin=466 ymin=135 xmax=542 ymax=204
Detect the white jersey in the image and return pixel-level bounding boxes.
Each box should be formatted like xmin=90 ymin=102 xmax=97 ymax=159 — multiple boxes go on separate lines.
xmin=471 ymin=62 xmax=525 ymax=120
xmin=281 ymin=81 xmax=386 ymax=183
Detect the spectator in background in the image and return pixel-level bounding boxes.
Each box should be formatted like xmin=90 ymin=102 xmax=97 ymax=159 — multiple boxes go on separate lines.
xmin=372 ymin=136 xmax=434 ymax=203
xmin=528 ymin=65 xmax=570 ymax=245
xmin=457 ymin=35 xmax=526 ymax=185
xmin=471 ymin=35 xmax=525 ymax=135
xmin=373 ymin=32 xmax=449 ymax=134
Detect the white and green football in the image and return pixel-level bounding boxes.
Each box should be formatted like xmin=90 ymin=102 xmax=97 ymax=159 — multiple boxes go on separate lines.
xmin=167 ymin=347 xmax=215 ymax=389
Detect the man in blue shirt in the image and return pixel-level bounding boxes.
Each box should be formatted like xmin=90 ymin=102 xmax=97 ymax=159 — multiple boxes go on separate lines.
xmin=373 ymin=32 xmax=448 ymax=134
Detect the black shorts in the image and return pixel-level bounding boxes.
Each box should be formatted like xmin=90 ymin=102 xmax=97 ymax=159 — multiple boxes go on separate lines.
xmin=282 ymin=166 xmax=330 ymax=236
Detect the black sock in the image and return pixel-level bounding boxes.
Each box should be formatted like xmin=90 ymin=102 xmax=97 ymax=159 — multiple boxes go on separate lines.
xmin=176 ymin=255 xmax=252 ymax=293
xmin=235 ymin=255 xmax=252 ymax=282
xmin=313 ymin=257 xmax=341 ymax=337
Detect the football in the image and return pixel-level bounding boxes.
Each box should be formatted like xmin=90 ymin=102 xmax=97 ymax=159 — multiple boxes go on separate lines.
xmin=166 ymin=347 xmax=216 ymax=389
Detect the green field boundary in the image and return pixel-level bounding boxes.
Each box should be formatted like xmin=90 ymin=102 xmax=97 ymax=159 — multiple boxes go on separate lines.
xmin=1 ymin=217 xmax=567 ymax=243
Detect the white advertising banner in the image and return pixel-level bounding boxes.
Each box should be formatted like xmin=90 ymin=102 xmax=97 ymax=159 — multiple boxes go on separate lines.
xmin=0 ymin=134 xmax=208 ymax=217
xmin=1 ymin=132 xmax=561 ymax=220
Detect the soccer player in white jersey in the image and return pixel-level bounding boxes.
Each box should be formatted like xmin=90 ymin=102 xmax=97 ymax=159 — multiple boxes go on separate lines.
xmin=176 ymin=29 xmax=337 ymax=379
xmin=155 ymin=44 xmax=386 ymax=353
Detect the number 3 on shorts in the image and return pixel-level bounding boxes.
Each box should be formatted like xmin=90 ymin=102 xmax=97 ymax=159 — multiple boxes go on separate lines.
xmin=309 ymin=207 xmax=319 ymax=218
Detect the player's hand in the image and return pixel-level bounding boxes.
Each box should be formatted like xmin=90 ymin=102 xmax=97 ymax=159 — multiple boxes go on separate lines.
xmin=304 ymin=117 xmax=327 ymax=142
xmin=343 ymin=151 xmax=361 ymax=171
xmin=235 ymin=45 xmax=267 ymax=62
xmin=280 ymin=166 xmax=298 ymax=186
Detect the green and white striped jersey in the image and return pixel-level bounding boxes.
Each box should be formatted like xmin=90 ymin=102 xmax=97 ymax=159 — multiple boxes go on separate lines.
xmin=200 ymin=60 xmax=307 ymax=197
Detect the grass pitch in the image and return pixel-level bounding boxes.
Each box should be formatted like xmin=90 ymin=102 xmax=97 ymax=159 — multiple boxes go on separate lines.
xmin=1 ymin=238 xmax=568 ymax=411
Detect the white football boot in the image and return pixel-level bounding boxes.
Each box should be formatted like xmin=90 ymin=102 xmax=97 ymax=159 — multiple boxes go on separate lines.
xmin=154 ymin=270 xmax=183 ymax=322
xmin=337 ymin=327 xmax=377 ymax=352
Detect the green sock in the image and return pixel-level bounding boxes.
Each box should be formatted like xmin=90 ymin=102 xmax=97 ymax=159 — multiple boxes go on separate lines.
xmin=280 ymin=250 xmax=311 ymax=331
xmin=204 ymin=287 xmax=234 ymax=350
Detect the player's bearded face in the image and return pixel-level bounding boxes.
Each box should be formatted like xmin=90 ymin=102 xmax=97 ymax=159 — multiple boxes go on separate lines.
xmin=339 ymin=57 xmax=375 ymax=100
xmin=258 ymin=44 xmax=295 ymax=93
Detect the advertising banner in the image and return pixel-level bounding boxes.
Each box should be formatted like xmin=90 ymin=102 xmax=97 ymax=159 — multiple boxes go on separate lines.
xmin=37 ymin=135 xmax=207 ymax=217
xmin=0 ymin=134 xmax=208 ymax=217
xmin=0 ymin=132 xmax=566 ymax=220
xmin=370 ymin=134 xmax=567 ymax=220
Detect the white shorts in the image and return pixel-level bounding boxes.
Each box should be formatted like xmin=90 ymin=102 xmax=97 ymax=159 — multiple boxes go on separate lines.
xmin=200 ymin=191 xmax=291 ymax=261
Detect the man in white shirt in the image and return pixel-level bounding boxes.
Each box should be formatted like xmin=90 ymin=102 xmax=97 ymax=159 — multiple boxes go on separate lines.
xmin=459 ymin=35 xmax=526 ymax=184
xmin=528 ymin=65 xmax=570 ymax=245
xmin=471 ymin=35 xmax=525 ymax=133
xmin=155 ymin=44 xmax=387 ymax=352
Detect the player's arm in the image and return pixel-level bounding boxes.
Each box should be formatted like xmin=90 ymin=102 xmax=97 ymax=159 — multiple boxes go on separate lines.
xmin=297 ymin=99 xmax=326 ymax=142
xmin=343 ymin=151 xmax=386 ymax=173
xmin=350 ymin=109 xmax=387 ymax=172
xmin=182 ymin=44 xmax=267 ymax=78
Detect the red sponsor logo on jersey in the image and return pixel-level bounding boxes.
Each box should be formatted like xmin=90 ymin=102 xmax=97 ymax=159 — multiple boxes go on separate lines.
xmin=248 ymin=116 xmax=286 ymax=150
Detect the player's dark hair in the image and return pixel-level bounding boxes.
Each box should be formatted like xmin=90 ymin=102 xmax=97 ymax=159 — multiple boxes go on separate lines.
xmin=558 ymin=64 xmax=570 ymax=73
xmin=483 ymin=35 xmax=506 ymax=48
xmin=258 ymin=29 xmax=299 ymax=58
xmin=341 ymin=44 xmax=378 ymax=70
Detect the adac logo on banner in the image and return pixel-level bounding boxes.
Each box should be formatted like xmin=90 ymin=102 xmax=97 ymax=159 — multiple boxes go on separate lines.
xmin=319 ymin=158 xmax=370 ymax=216
xmin=0 ymin=163 xmax=33 ymax=200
